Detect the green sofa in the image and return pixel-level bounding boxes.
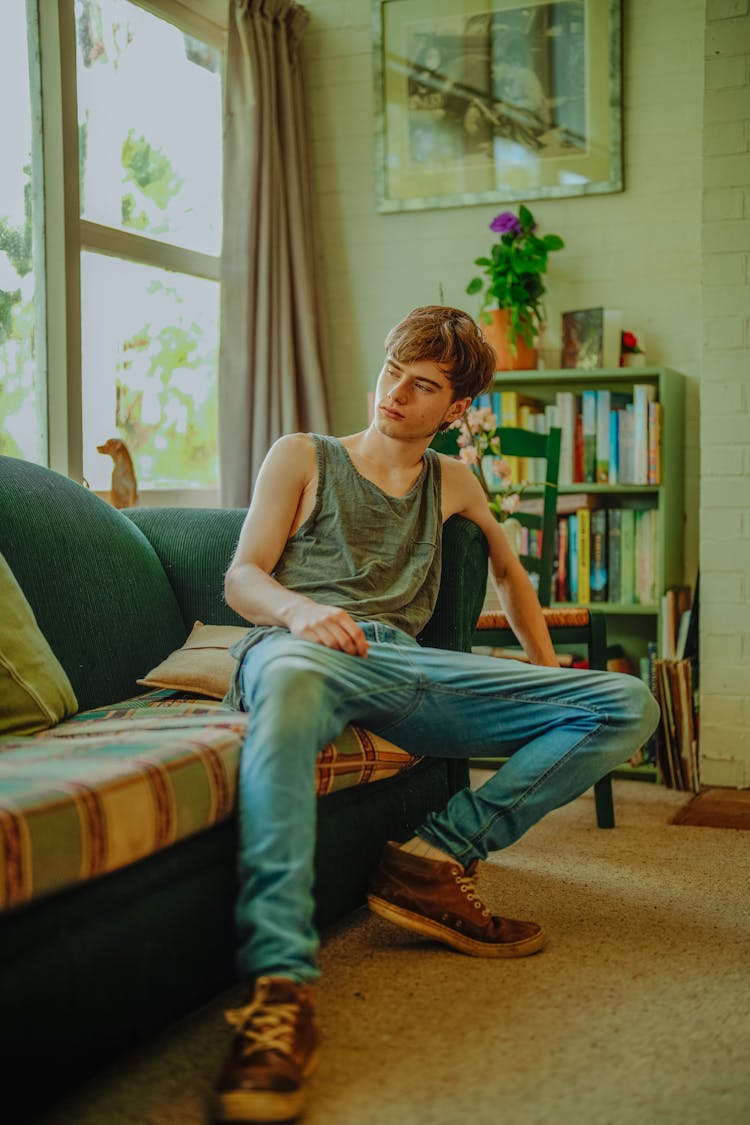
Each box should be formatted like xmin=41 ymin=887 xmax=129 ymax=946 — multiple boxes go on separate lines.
xmin=0 ymin=454 xmax=488 ymax=1114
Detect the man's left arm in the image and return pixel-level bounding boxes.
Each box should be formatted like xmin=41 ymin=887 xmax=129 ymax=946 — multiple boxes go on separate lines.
xmin=442 ymin=458 xmax=559 ymax=668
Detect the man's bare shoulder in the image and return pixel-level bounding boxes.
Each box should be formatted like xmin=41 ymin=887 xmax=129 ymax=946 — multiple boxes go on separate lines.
xmin=437 ymin=451 xmax=475 ymax=491
xmin=264 ymin=433 xmax=317 ymax=474
xmin=271 ymin=432 xmax=316 ymax=455
xmin=438 ymin=452 xmax=493 ymax=525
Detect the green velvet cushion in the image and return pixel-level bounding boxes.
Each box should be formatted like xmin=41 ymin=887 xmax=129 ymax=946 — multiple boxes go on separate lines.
xmin=0 ymin=549 xmax=78 ymax=735
xmin=125 ymin=507 xmax=248 ymax=629
xmin=0 ymin=456 xmax=187 ymax=712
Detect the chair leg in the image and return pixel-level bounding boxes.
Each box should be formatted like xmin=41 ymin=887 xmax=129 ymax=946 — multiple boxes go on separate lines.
xmin=594 ymin=774 xmax=615 ymax=829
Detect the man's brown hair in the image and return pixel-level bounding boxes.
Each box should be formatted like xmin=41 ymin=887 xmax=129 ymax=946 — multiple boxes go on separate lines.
xmin=384 ymin=305 xmax=496 ymax=403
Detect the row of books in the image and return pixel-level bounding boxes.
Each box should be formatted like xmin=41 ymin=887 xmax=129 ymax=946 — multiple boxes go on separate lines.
xmin=549 ymin=505 xmax=659 ymax=606
xmin=477 ymin=387 xmax=661 ymax=487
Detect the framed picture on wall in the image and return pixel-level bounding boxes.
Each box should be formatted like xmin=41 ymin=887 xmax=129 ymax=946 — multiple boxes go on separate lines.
xmin=372 ymin=0 xmax=622 ymax=212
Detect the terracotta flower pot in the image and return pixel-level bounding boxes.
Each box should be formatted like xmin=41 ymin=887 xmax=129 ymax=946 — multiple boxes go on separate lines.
xmin=481 ymin=309 xmax=537 ymax=372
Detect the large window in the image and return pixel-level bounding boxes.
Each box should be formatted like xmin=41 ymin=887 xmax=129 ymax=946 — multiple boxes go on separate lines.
xmin=2 ymin=0 xmax=225 ymax=500
xmin=0 ymin=2 xmax=46 ymax=463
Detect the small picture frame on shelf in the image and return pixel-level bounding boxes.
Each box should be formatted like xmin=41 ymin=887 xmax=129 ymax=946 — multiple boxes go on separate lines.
xmin=561 ymin=307 xmax=622 ymax=369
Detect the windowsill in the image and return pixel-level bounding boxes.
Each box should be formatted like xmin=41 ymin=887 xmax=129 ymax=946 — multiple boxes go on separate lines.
xmin=93 ymin=488 xmax=222 ymax=509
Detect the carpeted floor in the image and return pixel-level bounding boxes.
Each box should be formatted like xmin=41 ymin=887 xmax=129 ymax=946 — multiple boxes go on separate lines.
xmin=40 ymin=779 xmax=750 ymax=1125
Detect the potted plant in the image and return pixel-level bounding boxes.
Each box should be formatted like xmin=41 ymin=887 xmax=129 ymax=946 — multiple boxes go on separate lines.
xmin=466 ymin=205 xmax=564 ymax=370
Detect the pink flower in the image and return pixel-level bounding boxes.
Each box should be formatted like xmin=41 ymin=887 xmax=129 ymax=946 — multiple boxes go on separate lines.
xmin=459 ymin=446 xmax=479 ymax=466
xmin=501 ymin=493 xmax=520 ymax=514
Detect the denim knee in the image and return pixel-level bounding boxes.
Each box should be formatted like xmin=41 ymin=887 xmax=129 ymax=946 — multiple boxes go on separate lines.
xmin=611 ymin=671 xmax=660 ymax=743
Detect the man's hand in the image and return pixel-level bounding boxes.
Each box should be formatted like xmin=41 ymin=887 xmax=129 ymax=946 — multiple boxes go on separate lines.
xmin=284 ymin=600 xmax=369 ymax=657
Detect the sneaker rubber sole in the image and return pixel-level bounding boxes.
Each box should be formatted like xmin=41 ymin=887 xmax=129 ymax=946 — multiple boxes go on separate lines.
xmin=213 ymin=1049 xmax=320 ymax=1123
xmin=367 ymin=894 xmax=546 ymax=958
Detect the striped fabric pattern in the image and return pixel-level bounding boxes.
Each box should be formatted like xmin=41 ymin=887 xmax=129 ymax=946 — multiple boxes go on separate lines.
xmin=0 ymin=691 xmax=418 ymax=912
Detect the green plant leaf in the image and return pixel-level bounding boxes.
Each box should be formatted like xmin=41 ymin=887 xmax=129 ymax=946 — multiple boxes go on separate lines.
xmin=466 ymin=277 xmax=483 ymax=295
xmin=519 ymin=203 xmax=534 ymax=230
xmin=543 ymin=234 xmax=564 ymax=251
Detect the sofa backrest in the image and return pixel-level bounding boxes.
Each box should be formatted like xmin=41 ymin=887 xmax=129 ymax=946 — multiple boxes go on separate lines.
xmin=125 ymin=507 xmax=248 ymax=630
xmin=0 ymin=456 xmax=186 ymax=711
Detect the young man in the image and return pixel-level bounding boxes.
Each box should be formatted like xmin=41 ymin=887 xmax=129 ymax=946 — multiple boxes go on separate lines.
xmin=214 ymin=306 xmax=659 ymax=1123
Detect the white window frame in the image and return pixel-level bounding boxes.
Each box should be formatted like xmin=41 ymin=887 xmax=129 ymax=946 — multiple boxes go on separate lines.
xmin=36 ymin=0 xmax=227 ymax=500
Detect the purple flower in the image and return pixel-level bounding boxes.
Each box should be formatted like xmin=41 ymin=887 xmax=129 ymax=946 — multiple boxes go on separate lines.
xmin=490 ymin=212 xmax=521 ymax=236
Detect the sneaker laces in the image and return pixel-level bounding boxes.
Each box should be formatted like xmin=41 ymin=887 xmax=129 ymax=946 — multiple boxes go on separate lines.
xmin=224 ymin=980 xmax=299 ymax=1057
xmin=454 ymin=862 xmax=491 ymax=918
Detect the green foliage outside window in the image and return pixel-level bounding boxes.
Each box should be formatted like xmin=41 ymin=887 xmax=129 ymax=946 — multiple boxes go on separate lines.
xmin=0 ymin=166 xmax=36 ymax=459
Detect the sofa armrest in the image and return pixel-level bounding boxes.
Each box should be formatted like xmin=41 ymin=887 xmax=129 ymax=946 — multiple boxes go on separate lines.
xmin=418 ymin=514 xmax=489 ymax=653
xmin=125 ymin=508 xmax=247 ymax=631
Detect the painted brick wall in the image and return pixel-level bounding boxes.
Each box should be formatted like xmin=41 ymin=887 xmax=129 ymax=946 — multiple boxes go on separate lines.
xmin=305 ymin=0 xmax=703 ymax=591
xmin=700 ymin=0 xmax=750 ymax=787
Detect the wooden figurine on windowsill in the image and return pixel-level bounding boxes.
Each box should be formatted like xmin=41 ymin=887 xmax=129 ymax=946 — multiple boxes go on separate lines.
xmin=97 ymin=437 xmax=139 ymax=509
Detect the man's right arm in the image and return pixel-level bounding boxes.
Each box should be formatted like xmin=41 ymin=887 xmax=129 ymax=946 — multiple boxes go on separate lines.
xmin=224 ymin=434 xmax=369 ymax=657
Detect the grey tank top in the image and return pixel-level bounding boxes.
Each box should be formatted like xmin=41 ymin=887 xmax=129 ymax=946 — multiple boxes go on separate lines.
xmin=224 ymin=435 xmax=442 ymax=708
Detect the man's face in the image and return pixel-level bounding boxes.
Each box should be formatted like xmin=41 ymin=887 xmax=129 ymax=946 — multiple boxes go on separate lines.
xmin=374 ymin=355 xmax=471 ymax=441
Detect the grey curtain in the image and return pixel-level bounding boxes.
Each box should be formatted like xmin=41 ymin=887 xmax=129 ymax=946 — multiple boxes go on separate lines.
xmin=219 ymin=0 xmax=330 ymax=506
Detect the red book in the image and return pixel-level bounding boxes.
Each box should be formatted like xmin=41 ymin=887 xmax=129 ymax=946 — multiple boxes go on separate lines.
xmin=573 ymin=412 xmax=584 ymax=482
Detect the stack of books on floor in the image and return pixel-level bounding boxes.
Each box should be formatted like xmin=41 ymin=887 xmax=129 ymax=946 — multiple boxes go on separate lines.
xmin=645 ymin=583 xmax=700 ymax=790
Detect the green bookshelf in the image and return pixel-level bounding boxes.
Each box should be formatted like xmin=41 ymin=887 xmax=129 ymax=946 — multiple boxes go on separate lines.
xmin=492 ymin=366 xmax=687 ymax=781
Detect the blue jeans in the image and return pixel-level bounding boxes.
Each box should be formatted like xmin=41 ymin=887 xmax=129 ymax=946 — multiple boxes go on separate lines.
xmin=234 ymin=622 xmax=659 ymax=983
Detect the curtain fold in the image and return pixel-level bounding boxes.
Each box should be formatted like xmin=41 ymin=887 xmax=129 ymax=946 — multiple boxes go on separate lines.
xmin=219 ymin=0 xmax=330 ymax=506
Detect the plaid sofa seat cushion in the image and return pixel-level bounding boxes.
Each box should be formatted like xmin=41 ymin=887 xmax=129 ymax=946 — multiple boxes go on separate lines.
xmin=0 ymin=691 xmax=419 ymax=912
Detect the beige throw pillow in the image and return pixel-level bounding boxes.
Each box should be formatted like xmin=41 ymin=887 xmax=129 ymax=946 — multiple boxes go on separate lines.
xmin=0 ymin=550 xmax=78 ymax=736
xmin=138 ymin=621 xmax=248 ymax=699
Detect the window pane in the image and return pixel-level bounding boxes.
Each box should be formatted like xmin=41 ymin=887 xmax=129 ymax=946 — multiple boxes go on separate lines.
xmin=81 ymin=252 xmax=219 ymax=491
xmin=0 ymin=3 xmax=45 ymax=463
xmin=76 ymin=0 xmax=223 ymax=255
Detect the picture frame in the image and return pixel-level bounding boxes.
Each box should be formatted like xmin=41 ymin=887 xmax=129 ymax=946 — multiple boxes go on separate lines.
xmin=372 ymin=0 xmax=622 ymax=212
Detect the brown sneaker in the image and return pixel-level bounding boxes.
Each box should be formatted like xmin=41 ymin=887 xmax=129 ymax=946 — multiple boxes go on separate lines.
xmin=213 ymin=976 xmax=320 ymax=1123
xmin=368 ymin=842 xmax=545 ymax=958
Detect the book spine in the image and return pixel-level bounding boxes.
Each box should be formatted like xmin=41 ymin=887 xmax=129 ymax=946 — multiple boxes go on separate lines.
xmin=577 ymin=508 xmax=591 ymax=603
xmin=609 ymin=409 xmax=619 ymax=484
xmin=608 ymin=508 xmax=622 ymax=604
xmin=555 ymin=391 xmax=577 ymax=485
xmin=648 ymin=400 xmax=662 ymax=485
xmin=573 ymin=411 xmax=584 ymax=483
xmin=500 ymin=390 xmax=519 ymax=427
xmin=634 ymin=508 xmax=657 ymax=605
xmin=556 ymin=516 xmax=569 ymax=602
xmin=620 ymin=508 xmax=635 ymax=603
xmin=581 ymin=391 xmax=597 ymax=484
xmin=589 ymin=509 xmax=608 ymax=601
xmin=633 ymin=384 xmax=656 ymax=485
xmin=500 ymin=391 xmax=521 ymax=483
xmin=595 ymin=389 xmax=611 ymax=483
xmin=618 ymin=406 xmax=635 ymax=485
xmin=649 ymin=508 xmax=659 ymax=604
xmin=568 ymin=513 xmax=579 ymax=602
